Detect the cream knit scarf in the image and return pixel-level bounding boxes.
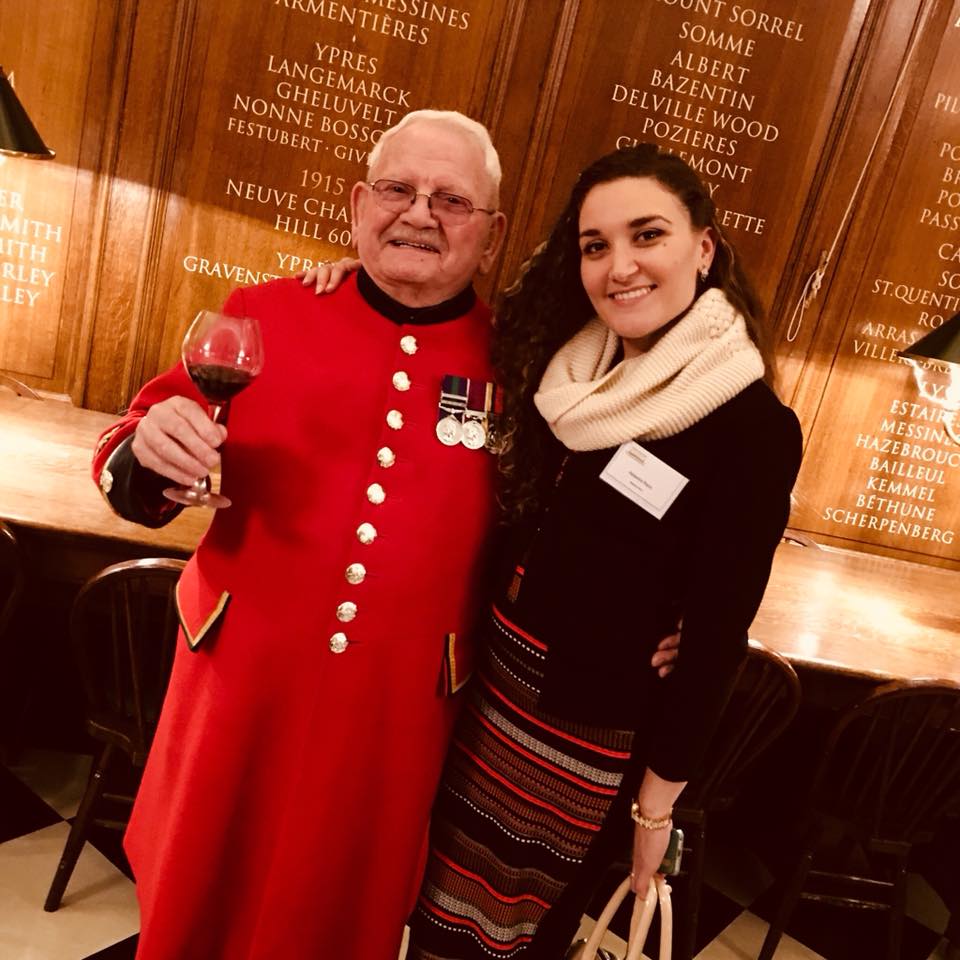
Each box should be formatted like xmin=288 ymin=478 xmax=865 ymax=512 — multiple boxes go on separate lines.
xmin=534 ymin=288 xmax=765 ymax=451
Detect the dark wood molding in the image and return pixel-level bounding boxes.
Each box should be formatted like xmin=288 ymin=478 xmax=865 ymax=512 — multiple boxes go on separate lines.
xmin=80 ymin=0 xmax=198 ymax=412
xmin=126 ymin=0 xmax=201 ymax=396
xmin=64 ymin=0 xmax=137 ymax=406
xmin=492 ymin=0 xmax=582 ymax=295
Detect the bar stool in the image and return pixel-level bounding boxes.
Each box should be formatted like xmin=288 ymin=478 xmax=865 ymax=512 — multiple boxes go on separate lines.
xmin=0 ymin=521 xmax=24 ymax=641
xmin=44 ymin=557 xmax=185 ymax=911
xmin=0 ymin=521 xmax=26 ymax=763
xmin=671 ymin=640 xmax=801 ymax=960
xmin=758 ymin=679 xmax=960 ymax=960
xmin=600 ymin=640 xmax=801 ymax=960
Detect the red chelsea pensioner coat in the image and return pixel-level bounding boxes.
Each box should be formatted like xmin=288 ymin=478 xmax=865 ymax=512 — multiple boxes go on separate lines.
xmin=92 ymin=274 xmax=498 ymax=959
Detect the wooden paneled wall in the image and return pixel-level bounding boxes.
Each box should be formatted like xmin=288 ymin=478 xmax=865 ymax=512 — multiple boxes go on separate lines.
xmin=2 ymin=0 xmax=959 ymax=568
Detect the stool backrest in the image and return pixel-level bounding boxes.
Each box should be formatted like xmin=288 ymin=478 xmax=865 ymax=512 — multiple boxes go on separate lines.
xmin=812 ymin=680 xmax=960 ymax=846
xmin=683 ymin=640 xmax=802 ymax=809
xmin=70 ymin=557 xmax=185 ymax=765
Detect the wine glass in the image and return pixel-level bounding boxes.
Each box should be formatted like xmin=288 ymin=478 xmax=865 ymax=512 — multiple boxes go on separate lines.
xmin=163 ymin=310 xmax=264 ymax=509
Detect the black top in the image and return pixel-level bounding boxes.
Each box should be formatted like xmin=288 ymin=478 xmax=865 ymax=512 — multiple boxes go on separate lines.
xmin=503 ymin=379 xmax=803 ymax=782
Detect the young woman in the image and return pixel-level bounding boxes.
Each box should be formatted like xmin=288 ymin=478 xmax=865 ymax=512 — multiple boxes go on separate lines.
xmin=310 ymin=143 xmax=801 ymax=958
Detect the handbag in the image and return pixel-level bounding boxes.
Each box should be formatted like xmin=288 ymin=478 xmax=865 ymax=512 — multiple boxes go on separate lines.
xmin=576 ymin=875 xmax=672 ymax=960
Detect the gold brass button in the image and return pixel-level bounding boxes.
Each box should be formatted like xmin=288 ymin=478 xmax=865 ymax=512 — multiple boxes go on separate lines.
xmin=99 ymin=468 xmax=114 ymax=494
xmin=345 ymin=563 xmax=366 ymax=585
xmin=357 ymin=522 xmax=377 ymax=544
xmin=400 ymin=335 xmax=418 ymax=355
xmin=329 ymin=632 xmax=349 ymax=654
xmin=392 ymin=371 xmax=411 ymax=392
xmin=366 ymin=483 xmax=386 ymax=505
xmin=377 ymin=446 xmax=396 ymax=468
xmin=386 ymin=409 xmax=404 ymax=430
xmin=336 ymin=602 xmax=357 ymax=623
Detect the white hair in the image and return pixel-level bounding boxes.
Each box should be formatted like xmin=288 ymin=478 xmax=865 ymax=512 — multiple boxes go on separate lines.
xmin=367 ymin=109 xmax=502 ymax=201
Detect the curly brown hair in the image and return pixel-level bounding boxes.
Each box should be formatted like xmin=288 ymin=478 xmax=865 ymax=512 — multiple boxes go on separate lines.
xmin=492 ymin=142 xmax=774 ymax=524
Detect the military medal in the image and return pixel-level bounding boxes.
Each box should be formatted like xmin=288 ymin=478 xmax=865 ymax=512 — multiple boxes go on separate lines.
xmin=436 ymin=416 xmax=462 ymax=445
xmin=437 ymin=375 xmax=501 ymax=450
xmin=461 ymin=379 xmax=489 ymax=450
xmin=436 ymin=375 xmax=468 ymax=446
xmin=461 ymin=419 xmax=486 ymax=449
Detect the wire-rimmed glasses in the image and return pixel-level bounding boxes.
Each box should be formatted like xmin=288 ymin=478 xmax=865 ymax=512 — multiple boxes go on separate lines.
xmin=367 ymin=179 xmax=497 ymax=223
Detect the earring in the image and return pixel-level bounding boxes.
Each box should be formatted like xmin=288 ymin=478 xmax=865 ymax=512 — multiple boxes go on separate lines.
xmin=698 ymin=265 xmax=709 ymax=282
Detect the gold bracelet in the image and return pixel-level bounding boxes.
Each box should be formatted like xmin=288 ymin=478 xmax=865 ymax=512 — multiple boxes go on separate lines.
xmin=630 ymin=800 xmax=672 ymax=830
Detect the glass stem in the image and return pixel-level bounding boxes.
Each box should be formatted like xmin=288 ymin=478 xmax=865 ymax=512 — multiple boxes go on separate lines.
xmin=199 ymin=401 xmax=230 ymax=499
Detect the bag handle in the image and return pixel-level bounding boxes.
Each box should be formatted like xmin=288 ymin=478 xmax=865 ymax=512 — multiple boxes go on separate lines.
xmin=579 ymin=875 xmax=672 ymax=960
xmin=655 ymin=875 xmax=672 ymax=959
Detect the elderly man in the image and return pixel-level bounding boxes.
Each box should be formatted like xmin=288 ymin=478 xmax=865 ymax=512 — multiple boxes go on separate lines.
xmin=93 ymin=110 xmax=507 ymax=960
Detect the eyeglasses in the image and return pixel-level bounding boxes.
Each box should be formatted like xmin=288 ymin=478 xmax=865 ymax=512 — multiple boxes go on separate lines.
xmin=367 ymin=179 xmax=497 ymax=223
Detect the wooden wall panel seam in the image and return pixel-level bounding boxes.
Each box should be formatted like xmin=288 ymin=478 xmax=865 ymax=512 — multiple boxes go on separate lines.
xmin=492 ymin=0 xmax=582 ymax=294
xmin=480 ymin=0 xmax=529 ymax=139
xmin=778 ymin=0 xmax=933 ymax=407
xmin=788 ymin=0 xmax=950 ymax=425
xmin=776 ymin=0 xmax=907 ymax=410
xmin=126 ymin=0 xmax=200 ymax=400
xmin=69 ymin=0 xmax=140 ymax=406
xmin=785 ymin=0 xmax=960 ymax=566
xmin=768 ymin=0 xmax=887 ymax=353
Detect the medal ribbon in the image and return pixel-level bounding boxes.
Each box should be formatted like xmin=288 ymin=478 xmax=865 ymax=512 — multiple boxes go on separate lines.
xmin=464 ymin=378 xmax=488 ymax=424
xmin=438 ymin=374 xmax=469 ymax=425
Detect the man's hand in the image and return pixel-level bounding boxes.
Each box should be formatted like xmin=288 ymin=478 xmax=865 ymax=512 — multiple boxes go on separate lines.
xmin=131 ymin=396 xmax=227 ymax=486
xmin=651 ymin=629 xmax=680 ymax=678
xmin=300 ymin=257 xmax=361 ymax=294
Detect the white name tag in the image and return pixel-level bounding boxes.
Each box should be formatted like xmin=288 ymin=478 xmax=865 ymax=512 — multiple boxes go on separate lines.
xmin=599 ymin=441 xmax=689 ymax=519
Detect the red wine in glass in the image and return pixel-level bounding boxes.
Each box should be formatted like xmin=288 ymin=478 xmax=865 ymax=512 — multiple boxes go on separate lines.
xmin=187 ymin=365 xmax=256 ymax=404
xmin=163 ymin=310 xmax=264 ymax=509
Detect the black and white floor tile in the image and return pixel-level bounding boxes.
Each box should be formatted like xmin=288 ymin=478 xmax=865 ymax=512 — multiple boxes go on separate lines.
xmin=0 ymin=750 xmax=953 ymax=959
xmin=0 ymin=751 xmax=138 ymax=959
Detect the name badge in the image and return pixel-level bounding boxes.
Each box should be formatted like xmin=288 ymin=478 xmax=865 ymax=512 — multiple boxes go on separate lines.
xmin=599 ymin=441 xmax=688 ymax=519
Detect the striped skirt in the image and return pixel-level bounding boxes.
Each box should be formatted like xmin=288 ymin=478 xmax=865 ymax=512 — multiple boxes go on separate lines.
xmin=406 ymin=605 xmax=638 ymax=959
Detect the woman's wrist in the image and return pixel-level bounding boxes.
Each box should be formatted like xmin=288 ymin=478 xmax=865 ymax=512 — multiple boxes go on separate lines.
xmin=634 ymin=768 xmax=687 ymax=828
xmin=630 ymin=800 xmax=672 ymax=830
xmin=633 ymin=798 xmax=674 ymax=819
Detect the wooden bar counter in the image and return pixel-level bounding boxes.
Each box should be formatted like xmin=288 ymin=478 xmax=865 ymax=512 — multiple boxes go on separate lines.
xmin=751 ymin=542 xmax=960 ymax=686
xmin=1 ymin=391 xmax=957 ymax=685
xmin=0 ymin=392 xmax=209 ymax=564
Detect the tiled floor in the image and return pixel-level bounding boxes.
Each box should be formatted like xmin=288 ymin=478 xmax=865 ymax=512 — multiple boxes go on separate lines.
xmin=0 ymin=752 xmax=138 ymax=960
xmin=0 ymin=749 xmax=953 ymax=959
